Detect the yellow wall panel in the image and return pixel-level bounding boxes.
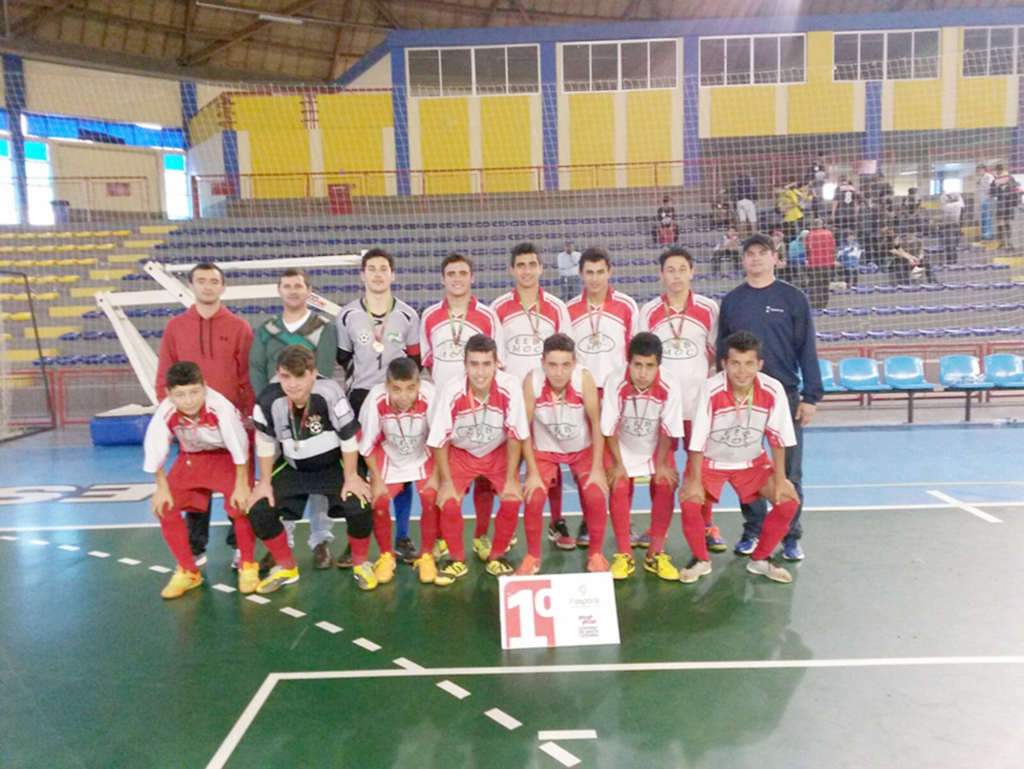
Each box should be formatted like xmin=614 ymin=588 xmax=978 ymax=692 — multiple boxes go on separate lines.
xmin=893 ymin=79 xmax=944 ymax=130
xmin=709 ymin=86 xmax=775 ymax=137
xmin=481 ymin=96 xmax=533 ymax=193
xmin=419 ymin=98 xmax=471 ymax=195
xmin=956 ymin=78 xmax=1008 ymax=128
xmin=319 ymin=94 xmax=393 ymax=197
xmin=189 ymin=101 xmax=224 ymax=147
xmin=626 ymin=90 xmax=672 ymax=187
xmin=788 ymin=31 xmax=855 ymax=135
xmin=232 ymin=95 xmax=310 ymax=199
xmin=569 ymin=93 xmax=616 ymax=189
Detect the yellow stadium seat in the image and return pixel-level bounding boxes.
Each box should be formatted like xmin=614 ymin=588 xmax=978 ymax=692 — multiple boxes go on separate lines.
xmin=54 ymin=232 xmax=74 ymax=238
xmin=77 ymin=244 xmax=96 ymax=252
xmin=92 ymin=230 xmax=112 ymax=237
xmin=35 ymin=293 xmax=59 ymax=301
xmin=73 ymin=258 xmax=98 ymax=266
xmin=94 ymin=243 xmax=115 ymax=251
xmin=33 ymin=259 xmax=58 ymax=267
xmin=10 ymin=312 xmax=32 ymax=321
xmin=0 ymin=260 xmax=13 ymax=267
xmin=89 ymin=269 xmax=131 ymax=280
xmin=0 ymin=233 xmax=15 ymax=239
xmin=15 ymin=245 xmax=36 ymax=253
xmin=56 ymin=259 xmax=79 ymax=266
xmin=73 ymin=231 xmax=94 ymax=238
xmin=57 ymin=275 xmax=81 ymax=284
xmin=0 ymin=277 xmax=16 ymax=284
xmin=112 ymin=230 xmax=132 ymax=236
xmin=55 ymin=245 xmax=77 ymax=252
xmin=0 ymin=246 xmax=16 ymax=254
xmin=25 ymin=325 xmax=81 ymax=339
xmin=34 ymin=245 xmax=56 ymax=253
xmin=17 ymin=232 xmax=37 ymax=239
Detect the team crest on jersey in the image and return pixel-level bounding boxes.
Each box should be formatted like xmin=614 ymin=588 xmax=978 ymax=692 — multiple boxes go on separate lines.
xmin=357 ymin=330 xmax=373 ymax=346
xmin=305 ymin=414 xmax=324 ymax=435
xmin=437 ymin=339 xmax=468 ymax=361
xmin=542 ymin=421 xmax=581 ymax=442
xmin=507 ymin=334 xmax=544 ymax=357
xmin=455 ymin=423 xmax=500 ymax=444
xmin=577 ymin=333 xmax=615 ymax=355
xmin=621 ymin=417 xmax=657 ymax=438
xmin=390 ymin=435 xmax=420 ymax=455
xmin=710 ymin=426 xmax=761 ymax=448
xmin=661 ymin=338 xmax=699 ymax=360
xmin=387 ymin=331 xmax=402 ymax=345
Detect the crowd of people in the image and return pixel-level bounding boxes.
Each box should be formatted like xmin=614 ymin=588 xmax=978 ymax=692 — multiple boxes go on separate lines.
xmin=145 ymin=235 xmax=823 ymax=600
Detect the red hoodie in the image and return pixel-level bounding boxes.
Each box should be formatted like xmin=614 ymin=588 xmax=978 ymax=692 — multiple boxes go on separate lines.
xmin=805 ymin=228 xmax=836 ymax=269
xmin=156 ymin=304 xmax=255 ymax=413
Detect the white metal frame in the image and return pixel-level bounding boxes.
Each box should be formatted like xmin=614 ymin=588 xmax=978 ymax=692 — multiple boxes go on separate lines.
xmin=697 ymin=33 xmax=807 ymax=88
xmin=94 ymin=254 xmax=361 ymax=406
xmin=406 ymin=44 xmax=541 ymax=99
xmin=961 ymin=25 xmax=1022 ymax=78
xmin=559 ymin=38 xmax=680 ymax=94
xmin=831 ymin=29 xmax=942 ymax=83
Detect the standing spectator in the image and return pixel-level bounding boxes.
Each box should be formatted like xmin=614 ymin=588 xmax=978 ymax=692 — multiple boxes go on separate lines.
xmin=831 ymin=175 xmax=860 ymax=235
xmin=731 ymin=172 xmax=759 ymax=238
xmin=717 ymin=233 xmax=823 ymax=562
xmin=975 ymin=163 xmax=995 ymax=240
xmin=778 ymin=182 xmax=810 ymax=242
xmin=804 ymin=218 xmax=837 ymax=310
xmin=889 ymin=233 xmax=933 ymax=284
xmin=654 ymin=196 xmax=678 ymax=244
xmin=990 ymin=165 xmax=1019 ymax=251
xmin=898 ymin=188 xmax=922 ymax=236
xmin=836 ymin=231 xmax=862 ymax=287
xmin=556 ymin=241 xmax=582 ymax=301
xmin=711 ymin=226 xmax=742 ymax=275
xmin=806 ymin=152 xmax=829 ymax=218
xmin=711 ymin=189 xmax=732 ymax=230
xmin=939 ymin=190 xmax=965 ymax=265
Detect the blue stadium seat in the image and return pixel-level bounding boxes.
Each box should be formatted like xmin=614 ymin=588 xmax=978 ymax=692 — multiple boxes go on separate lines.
xmin=918 ymin=328 xmax=947 ymax=338
xmin=817 ymin=331 xmax=842 ymax=342
xmin=872 ymin=306 xmax=899 ymax=316
xmin=866 ymin=330 xmax=894 ymax=340
xmin=838 ymin=358 xmax=891 ymax=393
xmin=944 ymin=327 xmax=972 ymax=337
xmin=840 ymin=330 xmax=868 ymax=341
xmin=940 ymin=354 xmax=994 ymax=421
xmin=848 ymin=307 xmax=871 ymax=316
xmin=983 ymin=354 xmax=1024 ymax=388
xmin=818 ymin=359 xmax=845 ymax=393
xmin=969 ymin=327 xmax=998 ymax=337
xmin=892 ymin=329 xmax=921 ymax=339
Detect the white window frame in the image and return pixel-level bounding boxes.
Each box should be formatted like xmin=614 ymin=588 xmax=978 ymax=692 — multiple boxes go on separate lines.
xmin=961 ymin=26 xmax=1023 ymax=78
xmin=405 ymin=44 xmax=540 ymax=98
xmin=831 ymin=29 xmax=942 ymax=82
xmin=559 ymin=39 xmax=679 ymax=93
xmin=698 ymin=33 xmax=807 ymax=88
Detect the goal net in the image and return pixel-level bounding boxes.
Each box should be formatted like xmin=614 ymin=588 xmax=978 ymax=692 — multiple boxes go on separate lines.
xmin=0 ymin=271 xmax=56 ymax=441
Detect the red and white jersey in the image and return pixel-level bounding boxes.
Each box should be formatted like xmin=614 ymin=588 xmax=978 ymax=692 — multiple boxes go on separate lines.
xmin=491 ymin=288 xmax=570 ymax=381
xmin=358 ymin=380 xmax=436 ymax=484
xmin=428 ymin=370 xmax=529 ymax=458
xmin=565 ymin=288 xmax=639 ymax=388
xmin=420 ymin=297 xmax=505 ymax=391
xmin=601 ymin=369 xmax=684 ymax=478
xmin=143 ymin=387 xmax=249 ymax=473
xmin=639 ymin=292 xmax=719 ymax=418
xmin=689 ymin=371 xmax=797 ymax=470
xmin=529 ymin=366 xmax=592 ymax=455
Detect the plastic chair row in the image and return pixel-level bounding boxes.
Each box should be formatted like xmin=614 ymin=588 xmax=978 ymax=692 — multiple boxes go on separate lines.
xmin=818 ymin=326 xmax=1023 ymax=342
xmin=0 ymin=230 xmax=131 ymax=240
xmin=0 ymin=244 xmax=115 ymax=254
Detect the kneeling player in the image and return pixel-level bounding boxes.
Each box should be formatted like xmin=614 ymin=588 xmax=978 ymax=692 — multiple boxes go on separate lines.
xmin=679 ymin=331 xmax=800 ymax=584
xmin=247 ymin=346 xmax=374 ymax=593
xmin=428 ymin=334 xmax=530 ymax=585
xmin=144 ymin=362 xmax=255 ymax=599
xmin=602 ymin=332 xmax=685 ymax=581
xmin=521 ymin=333 xmax=609 ymax=574
xmin=358 ymin=357 xmax=443 ymax=585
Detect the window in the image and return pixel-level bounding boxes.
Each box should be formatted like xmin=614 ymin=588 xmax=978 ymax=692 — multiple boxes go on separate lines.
xmin=164 ymin=154 xmax=190 ymax=220
xmin=0 ymin=140 xmax=17 ymax=225
xmin=833 ymin=30 xmax=940 ymax=81
xmin=962 ymin=27 xmax=1024 ymax=77
xmin=562 ymin=39 xmax=677 ymax=92
xmin=407 ymin=45 xmax=539 ymax=97
xmin=25 ymin=141 xmax=53 ymax=227
xmin=699 ymin=35 xmax=805 ymax=86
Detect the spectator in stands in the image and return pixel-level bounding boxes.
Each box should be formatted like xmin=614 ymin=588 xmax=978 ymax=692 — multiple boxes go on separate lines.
xmin=711 ymin=226 xmax=742 ymax=275
xmin=806 ymin=152 xmax=829 ymax=218
xmin=836 ymin=231 xmax=862 ymax=287
xmin=781 ymin=228 xmax=808 ymax=286
xmin=804 ymin=218 xmax=836 ymax=310
xmin=831 ymin=175 xmax=860 ymax=235
xmin=858 ymin=193 xmax=883 ymax=268
xmin=939 ymin=190 xmax=965 ymax=265
xmin=654 ymin=196 xmax=678 ymax=245
xmin=889 ymin=232 xmax=933 ymax=284
xmin=990 ymin=164 xmax=1019 ymax=251
xmin=778 ymin=182 xmax=810 ymax=242
xmin=975 ymin=163 xmax=994 ymax=240
xmin=898 ymin=187 xmax=922 ymax=236
xmin=711 ymin=189 xmax=732 ymax=230
xmin=556 ymin=241 xmax=582 ymax=301
xmin=731 ymin=172 xmax=759 ymax=238
xmin=772 ymin=230 xmax=795 ymax=285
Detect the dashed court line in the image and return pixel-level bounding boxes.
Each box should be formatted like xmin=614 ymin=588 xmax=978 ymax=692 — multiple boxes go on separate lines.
xmin=212 ymin=583 xmax=237 ymax=593
xmin=926 ymin=490 xmax=1004 ymax=523
xmin=315 ymin=621 xmax=343 ymax=634
xmin=538 ymin=731 xmax=598 ymax=741
xmin=280 ymin=607 xmax=306 ymax=619
xmin=485 ymin=708 xmax=522 ymax=730
xmin=58 ymin=544 xmax=80 ymax=552
xmin=436 ymin=680 xmax=471 ymax=700
xmin=352 ymin=638 xmax=381 ymax=652
xmin=118 ymin=558 xmax=141 ymax=566
xmin=393 ymin=657 xmax=425 ymax=671
xmin=539 ymin=742 xmax=581 ymax=767
xmin=29 ymin=539 xmax=50 ymax=546
xmin=245 ymin=595 xmax=270 ymax=605
xmin=87 ymin=551 xmax=110 ymax=558
xmin=149 ymin=565 xmax=172 ymax=574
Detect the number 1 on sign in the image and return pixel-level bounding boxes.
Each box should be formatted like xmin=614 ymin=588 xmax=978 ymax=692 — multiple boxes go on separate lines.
xmin=506 ymin=584 xmax=555 ymax=649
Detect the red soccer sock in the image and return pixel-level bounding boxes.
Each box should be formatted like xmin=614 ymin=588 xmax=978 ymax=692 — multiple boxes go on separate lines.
xmin=473 ymin=481 xmax=494 ymax=538
xmin=522 ymin=488 xmax=547 ymax=559
xmin=349 ymin=535 xmax=371 ymax=564
xmin=750 ymin=499 xmax=800 ymax=560
xmin=489 ymin=499 xmax=522 ymax=560
xmin=263 ymin=531 xmax=296 ymax=570
xmin=580 ymin=482 xmax=608 ymax=557
xmin=441 ymin=498 xmax=467 ymax=562
xmin=230 ymin=514 xmax=256 ymax=564
xmin=680 ymin=500 xmax=710 ymax=562
xmin=702 ymin=501 xmax=715 ymax=527
xmin=372 ymin=495 xmax=393 ymax=554
xmin=548 ymin=468 xmax=563 ymax=522
xmin=609 ymin=478 xmax=633 ymax=553
xmin=646 ymin=480 xmax=676 ymax=554
xmin=419 ymin=491 xmax=440 ymax=556
xmin=159 ymin=512 xmax=197 ymax=572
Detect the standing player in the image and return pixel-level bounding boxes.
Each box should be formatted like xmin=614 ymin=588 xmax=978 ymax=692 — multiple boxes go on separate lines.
xmin=247 ymin=346 xmax=374 ymax=594
xmin=490 ymin=242 xmax=575 ymax=550
xmin=601 ymin=333 xmax=685 ymax=581
xmin=250 ymin=267 xmax=338 ymax=570
xmin=427 ymin=334 xmax=529 ymax=586
xmin=520 ymin=334 xmax=610 ymax=574
xmin=638 ymin=246 xmax=724 ymax=552
xmin=678 ymin=332 xmax=800 ymax=584
xmin=830 ymin=175 xmax=860 ymax=235
xmin=144 ymin=362 xmax=256 ymax=598
xmin=358 ymin=358 xmax=442 ymax=585
xmin=336 ymin=248 xmax=421 ymax=566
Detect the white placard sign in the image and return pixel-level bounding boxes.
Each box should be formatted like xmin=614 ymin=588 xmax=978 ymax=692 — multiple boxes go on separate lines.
xmin=499 ymin=572 xmax=620 ymax=650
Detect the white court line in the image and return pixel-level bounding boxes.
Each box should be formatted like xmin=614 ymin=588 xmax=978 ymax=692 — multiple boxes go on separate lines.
xmin=149 ymin=565 xmax=172 ymax=574
xmin=0 ymin=535 xmax=17 ymax=540
xmin=118 ymin=558 xmax=141 ymax=565
xmin=927 ymin=491 xmax=1004 ymax=523
xmin=436 ymin=680 xmax=471 ymax=699
xmin=58 ymin=544 xmax=80 ymax=551
xmin=538 ymin=731 xmax=598 ymax=741
xmin=485 ymin=708 xmax=522 ymax=730
xmin=29 ymin=539 xmax=50 ymax=545
xmin=279 ymin=607 xmax=306 ymax=619
xmin=212 ymin=583 xmax=237 ymax=594
xmin=539 ymin=742 xmax=581 ymax=767
xmin=245 ymin=595 xmax=270 ymax=605
xmin=87 ymin=551 xmax=110 ymax=558
xmin=393 ymin=657 xmax=425 ymax=671
xmin=352 ymin=638 xmax=381 ymax=652
xmin=315 ymin=621 xmax=343 ymax=634
xmin=206 ymin=674 xmax=281 ymax=769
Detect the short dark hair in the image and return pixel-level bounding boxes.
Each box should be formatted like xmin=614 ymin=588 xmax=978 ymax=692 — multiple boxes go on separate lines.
xmin=362 ymin=248 xmax=395 ymax=271
xmin=628 ymin=332 xmax=662 ymax=364
xmin=386 ymin=357 xmax=420 ymax=382
xmin=275 ymin=345 xmax=316 ymax=377
xmin=723 ymin=330 xmax=762 ymax=360
xmin=189 ymin=262 xmax=225 ymax=283
xmin=442 ymin=252 xmax=474 ymax=274
xmin=465 ymin=333 xmax=497 ymax=359
xmin=579 ymin=247 xmax=610 ymax=272
xmin=742 ymin=233 xmax=776 ymax=255
xmin=509 ymin=242 xmax=539 ymax=266
xmin=542 ymin=333 xmax=576 ymax=357
xmin=994 ymin=163 xmax=1005 ymax=172
xmin=279 ymin=267 xmax=310 ymax=288
xmin=659 ymin=246 xmax=693 ymax=268
xmin=166 ymin=361 xmax=203 ymax=390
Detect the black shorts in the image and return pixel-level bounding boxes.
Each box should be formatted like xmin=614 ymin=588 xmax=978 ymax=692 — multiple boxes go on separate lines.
xmin=270 ymin=460 xmax=362 ymax=521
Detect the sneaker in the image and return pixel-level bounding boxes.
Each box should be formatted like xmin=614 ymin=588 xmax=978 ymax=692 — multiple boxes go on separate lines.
xmin=373 ymin=552 xmax=396 ymax=584
xmin=548 ymin=519 xmax=576 ymax=550
xmin=335 ymin=544 xmax=353 ymax=569
xmin=312 ymin=542 xmax=333 ymax=570
xmin=586 ymin=553 xmax=609 ymax=573
xmin=576 ymin=521 xmax=590 ymax=549
xmin=238 ymin=562 xmax=260 ymax=594
xmin=508 ymin=534 xmax=519 ymax=549
xmin=353 ymin=561 xmax=379 ymax=591
xmin=610 ymin=553 xmax=635 ymax=581
xmin=193 ymin=552 xmax=208 ymax=568
xmin=678 ymin=558 xmax=712 ymax=584
xmin=705 ymin=526 xmax=727 ymax=553
xmin=782 ymin=541 xmax=805 ymax=561
xmin=473 ymin=535 xmax=492 ymax=562
xmin=256 ymin=565 xmax=300 ymax=594
xmin=631 ymin=527 xmax=650 ymax=549
xmin=432 ymin=539 xmax=449 ymax=560
xmin=515 ymin=554 xmax=541 ymax=576
xmin=734 ymin=536 xmax=759 ymax=556
xmin=485 ymin=557 xmax=515 ymax=577
xmin=643 ymin=551 xmax=680 ymax=581
xmin=259 ymin=551 xmax=276 ymax=572
xmin=230 ymin=548 xmax=241 ymax=570
xmin=746 ymin=558 xmax=792 ymax=583
xmin=414 ymin=553 xmax=437 ymax=584
xmin=395 ymin=537 xmax=417 ymax=564
xmin=160 ymin=568 xmax=202 ymax=600
xmin=434 ymin=559 xmax=468 ymax=587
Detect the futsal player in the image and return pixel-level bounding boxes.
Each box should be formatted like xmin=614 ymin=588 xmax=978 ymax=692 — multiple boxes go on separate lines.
xmin=247 ymin=346 xmax=374 ymax=593
xmin=678 ymin=331 xmax=800 ymax=584
xmin=601 ymin=333 xmax=685 ymax=581
xmin=143 ymin=362 xmax=256 ymax=598
xmin=427 ymin=334 xmax=530 ymax=586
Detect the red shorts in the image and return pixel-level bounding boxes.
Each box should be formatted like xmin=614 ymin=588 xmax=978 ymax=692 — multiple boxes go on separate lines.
xmin=379 ymin=476 xmax=438 ymax=507
xmin=448 ymin=446 xmax=510 ymax=499
xmin=534 ymin=446 xmax=598 ymax=490
xmin=167 ymin=449 xmax=244 ymax=518
xmin=688 ymin=454 xmax=773 ymax=505
xmin=371 ymin=446 xmax=435 ymax=490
